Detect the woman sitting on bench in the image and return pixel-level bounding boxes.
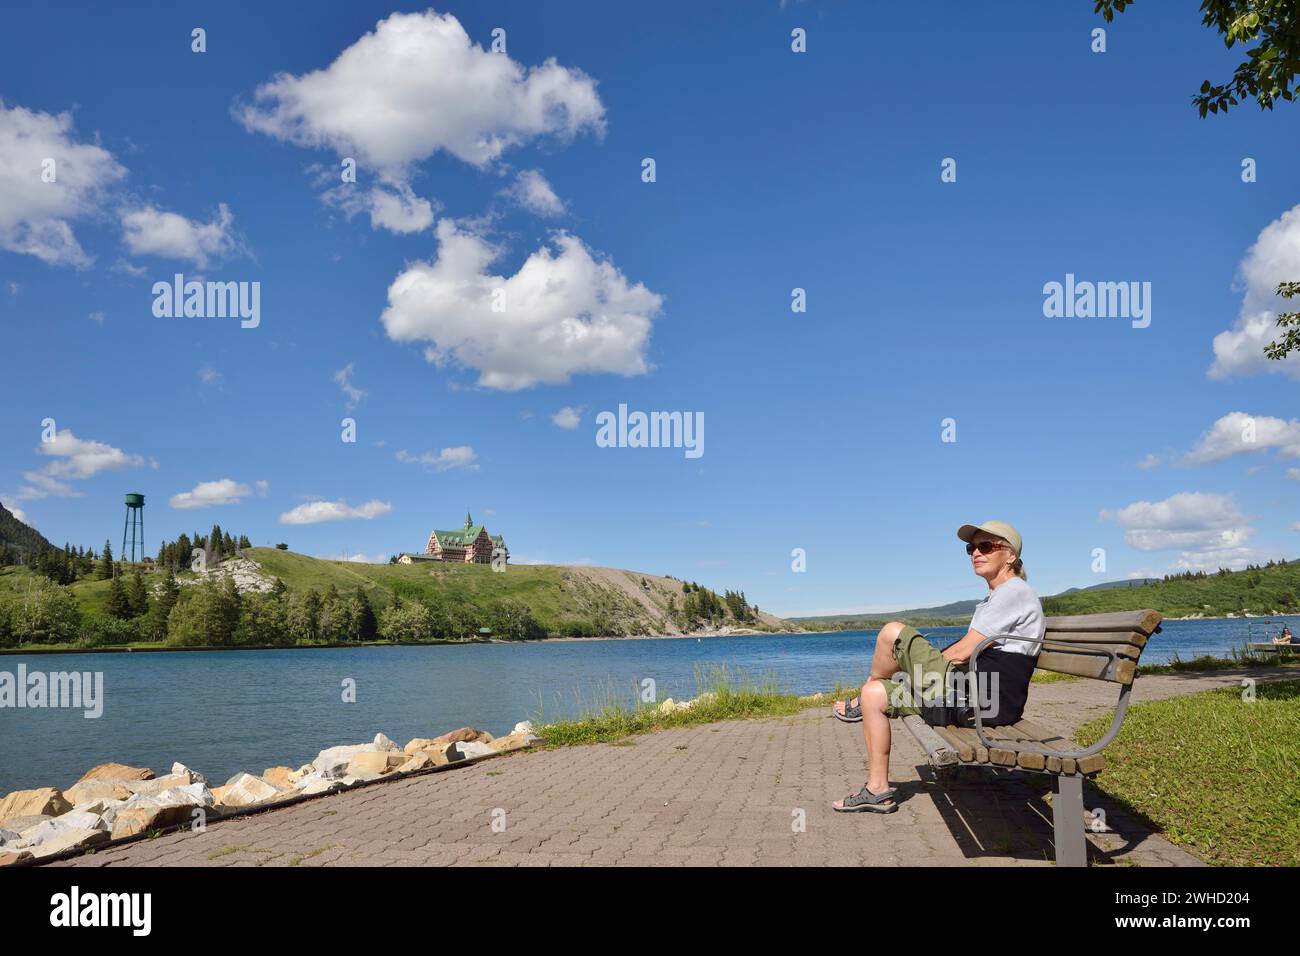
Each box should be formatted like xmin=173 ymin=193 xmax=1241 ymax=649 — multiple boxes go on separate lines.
xmin=830 ymin=520 xmax=1046 ymax=812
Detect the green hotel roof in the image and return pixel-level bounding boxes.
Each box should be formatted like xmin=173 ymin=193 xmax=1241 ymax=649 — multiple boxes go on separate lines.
xmin=431 ymin=526 xmax=506 ymax=547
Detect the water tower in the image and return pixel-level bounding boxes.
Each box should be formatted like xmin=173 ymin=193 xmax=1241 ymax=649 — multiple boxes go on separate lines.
xmin=122 ymin=492 xmax=145 ymax=563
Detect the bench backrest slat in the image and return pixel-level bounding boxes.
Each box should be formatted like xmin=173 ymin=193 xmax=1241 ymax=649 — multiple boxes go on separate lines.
xmin=1033 ymin=608 xmax=1161 ymax=685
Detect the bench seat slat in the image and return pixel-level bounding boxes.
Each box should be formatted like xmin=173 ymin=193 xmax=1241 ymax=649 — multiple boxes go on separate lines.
xmin=921 ymin=719 xmax=1102 ymax=774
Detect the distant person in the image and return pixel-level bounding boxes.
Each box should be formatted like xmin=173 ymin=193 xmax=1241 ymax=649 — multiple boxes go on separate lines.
xmin=1274 ymin=624 xmax=1293 ymax=645
xmin=830 ymin=520 xmax=1045 ymax=812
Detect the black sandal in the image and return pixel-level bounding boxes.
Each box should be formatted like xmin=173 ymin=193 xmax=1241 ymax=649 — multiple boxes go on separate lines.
xmin=833 ymin=782 xmax=898 ymax=813
xmin=833 ymin=696 xmax=863 ymax=723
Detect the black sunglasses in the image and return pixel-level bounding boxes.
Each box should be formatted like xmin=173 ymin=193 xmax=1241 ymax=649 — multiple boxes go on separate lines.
xmin=965 ymin=540 xmax=1007 ymax=555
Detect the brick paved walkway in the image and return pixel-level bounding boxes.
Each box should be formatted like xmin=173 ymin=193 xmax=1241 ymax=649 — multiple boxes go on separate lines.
xmin=51 ymin=667 xmax=1291 ymax=867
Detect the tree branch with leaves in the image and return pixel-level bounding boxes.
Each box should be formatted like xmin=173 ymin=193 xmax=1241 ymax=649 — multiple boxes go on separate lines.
xmin=1096 ymin=0 xmax=1300 ymax=115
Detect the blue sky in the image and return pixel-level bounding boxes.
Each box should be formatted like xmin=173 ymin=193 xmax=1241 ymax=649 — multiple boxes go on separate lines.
xmin=2 ymin=1 xmax=1299 ymax=617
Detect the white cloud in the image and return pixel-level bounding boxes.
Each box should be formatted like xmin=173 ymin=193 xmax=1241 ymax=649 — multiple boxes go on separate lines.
xmin=1292 ymin=521 xmax=1300 ymax=531
xmin=255 ymin=479 xmax=270 ymax=496
xmin=1101 ymin=491 xmax=1258 ymax=570
xmin=381 ymin=219 xmax=662 ymax=390
xmin=36 ymin=429 xmax=145 ymax=481
xmin=236 ymin=10 xmax=604 ymax=234
xmin=169 ymin=479 xmax=254 ymax=510
xmin=395 ymin=446 xmax=478 ymax=472
xmin=14 ymin=429 xmax=147 ymax=499
xmin=236 ymin=10 xmax=604 ymax=173
xmin=1209 ymin=204 xmax=1300 ymax=381
xmin=89 ymin=311 xmax=105 ymax=325
xmin=505 ymin=169 xmax=565 ymax=217
xmin=551 ymin=406 xmax=582 ymax=429
xmin=321 ymin=181 xmax=436 ymax=234
xmin=0 ymin=99 xmax=127 ymax=266
xmin=1184 ymin=412 xmax=1300 ymax=464
xmin=198 ymin=364 xmax=223 ymax=387
xmin=333 ymin=363 xmax=366 ymax=408
xmin=1136 ymin=453 xmax=1160 ymax=470
xmin=7 ymin=281 xmax=19 ymax=296
xmin=120 ymin=203 xmax=240 ymax=267
xmin=4 ymin=501 xmax=27 ymax=523
xmin=278 ymin=499 xmax=392 ymax=524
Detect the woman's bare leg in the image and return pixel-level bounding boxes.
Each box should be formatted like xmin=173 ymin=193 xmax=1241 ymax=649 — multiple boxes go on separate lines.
xmin=833 ymin=620 xmax=905 ymax=720
xmin=833 ymin=679 xmax=895 ymax=807
xmin=869 ymin=621 xmax=905 ymax=680
xmin=861 ymin=679 xmax=893 ymax=793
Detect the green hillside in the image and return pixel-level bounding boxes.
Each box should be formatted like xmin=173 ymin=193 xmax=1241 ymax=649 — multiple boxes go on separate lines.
xmin=0 ymin=547 xmax=789 ymax=648
xmin=0 ymin=501 xmax=53 ymax=562
xmin=790 ymin=564 xmax=1300 ymax=631
xmin=1041 ymin=561 xmax=1300 ymax=618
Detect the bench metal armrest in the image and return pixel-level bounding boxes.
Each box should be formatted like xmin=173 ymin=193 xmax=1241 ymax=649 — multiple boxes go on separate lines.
xmin=967 ymin=636 xmax=1133 ymax=761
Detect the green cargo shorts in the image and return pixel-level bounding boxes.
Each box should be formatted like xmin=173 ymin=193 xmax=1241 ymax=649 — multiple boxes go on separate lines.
xmin=878 ymin=625 xmax=959 ymax=718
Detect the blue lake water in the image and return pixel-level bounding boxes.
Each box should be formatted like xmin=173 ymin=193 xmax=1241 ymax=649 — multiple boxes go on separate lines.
xmin=1 ymin=615 xmax=1295 ymax=794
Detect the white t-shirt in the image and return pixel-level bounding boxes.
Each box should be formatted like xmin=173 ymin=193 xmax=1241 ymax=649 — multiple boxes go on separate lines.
xmin=969 ymin=577 xmax=1045 ymax=656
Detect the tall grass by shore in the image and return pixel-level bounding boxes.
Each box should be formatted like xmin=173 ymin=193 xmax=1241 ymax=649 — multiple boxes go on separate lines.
xmin=534 ymin=665 xmax=858 ymax=746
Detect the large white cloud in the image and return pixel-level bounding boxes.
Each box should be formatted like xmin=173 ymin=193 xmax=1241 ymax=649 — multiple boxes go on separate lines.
xmin=12 ymin=429 xmax=149 ymax=500
xmin=1184 ymin=412 xmax=1300 ymax=464
xmin=1101 ymin=491 xmax=1259 ymax=570
xmin=0 ymin=100 xmax=126 ymax=266
xmin=279 ymin=499 xmax=392 ymax=524
xmin=120 ymin=203 xmax=240 ymax=267
xmin=169 ymin=479 xmax=255 ymax=510
xmin=381 ymin=219 xmax=661 ymax=390
xmin=1209 ymin=205 xmax=1300 ymax=381
xmin=236 ymin=10 xmax=604 ymax=233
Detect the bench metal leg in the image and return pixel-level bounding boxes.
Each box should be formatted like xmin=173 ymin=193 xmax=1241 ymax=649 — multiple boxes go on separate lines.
xmin=1052 ymin=774 xmax=1087 ymax=867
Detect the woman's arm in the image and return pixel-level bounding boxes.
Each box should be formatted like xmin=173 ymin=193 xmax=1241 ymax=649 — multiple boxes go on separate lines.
xmin=941 ymin=628 xmax=988 ymax=665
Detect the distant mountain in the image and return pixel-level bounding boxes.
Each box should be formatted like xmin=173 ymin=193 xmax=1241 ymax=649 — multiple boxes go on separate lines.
xmin=1053 ymin=578 xmax=1162 ymax=596
xmin=0 ymin=501 xmax=52 ymax=561
xmin=789 ymin=577 xmax=1170 ymax=629
xmin=791 ymin=565 xmax=1300 ymax=629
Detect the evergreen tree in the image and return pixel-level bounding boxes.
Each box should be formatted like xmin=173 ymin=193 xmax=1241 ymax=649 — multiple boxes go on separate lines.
xmin=106 ymin=575 xmax=132 ymax=620
xmin=127 ymin=570 xmax=149 ymax=618
xmin=147 ymin=569 xmax=180 ymax=640
xmin=353 ymin=590 xmax=378 ymax=642
xmin=98 ymin=540 xmax=115 ymax=579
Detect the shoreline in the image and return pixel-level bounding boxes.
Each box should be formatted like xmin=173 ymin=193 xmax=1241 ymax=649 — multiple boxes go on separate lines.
xmin=0 ymin=626 xmax=797 ymax=656
xmin=3 ymin=612 xmax=1296 ymax=656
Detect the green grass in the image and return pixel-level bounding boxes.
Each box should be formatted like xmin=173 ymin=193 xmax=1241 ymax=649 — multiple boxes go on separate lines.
xmin=1075 ymin=679 xmax=1300 ymax=866
xmin=1031 ymin=670 xmax=1080 ymax=684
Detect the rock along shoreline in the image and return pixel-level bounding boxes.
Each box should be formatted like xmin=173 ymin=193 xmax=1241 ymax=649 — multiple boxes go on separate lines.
xmin=0 ymin=721 xmax=543 ymax=867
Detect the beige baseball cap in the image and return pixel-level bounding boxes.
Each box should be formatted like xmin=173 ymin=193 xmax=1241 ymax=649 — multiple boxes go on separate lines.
xmin=957 ymin=520 xmax=1023 ymax=556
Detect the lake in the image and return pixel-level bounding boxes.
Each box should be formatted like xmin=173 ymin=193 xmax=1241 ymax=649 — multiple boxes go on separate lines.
xmin=2 ymin=615 xmax=1294 ymax=794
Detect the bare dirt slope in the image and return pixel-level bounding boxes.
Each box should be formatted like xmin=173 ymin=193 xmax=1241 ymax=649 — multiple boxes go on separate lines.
xmin=564 ymin=565 xmax=792 ymax=636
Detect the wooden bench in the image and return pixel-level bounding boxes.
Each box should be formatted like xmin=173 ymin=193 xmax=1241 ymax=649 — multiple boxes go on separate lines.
xmin=899 ymin=609 xmax=1162 ymax=867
